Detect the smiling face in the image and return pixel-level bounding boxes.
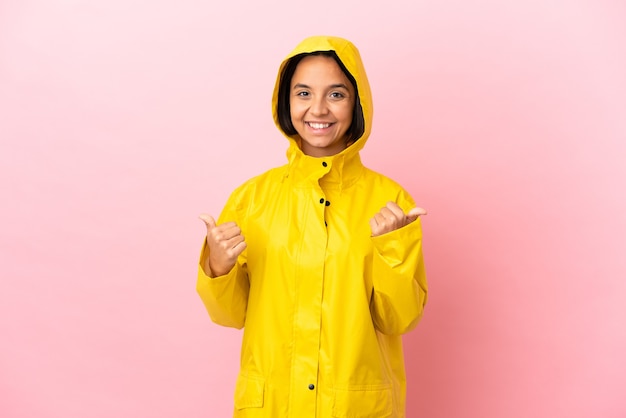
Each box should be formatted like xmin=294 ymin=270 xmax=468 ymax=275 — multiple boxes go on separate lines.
xmin=289 ymin=55 xmax=356 ymax=157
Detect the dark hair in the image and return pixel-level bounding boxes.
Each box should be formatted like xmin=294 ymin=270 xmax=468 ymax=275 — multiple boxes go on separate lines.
xmin=277 ymin=51 xmax=365 ymax=143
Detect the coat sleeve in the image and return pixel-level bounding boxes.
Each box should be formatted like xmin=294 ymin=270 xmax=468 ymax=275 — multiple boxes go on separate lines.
xmin=196 ymin=187 xmax=250 ymax=329
xmin=369 ymin=193 xmax=428 ymax=336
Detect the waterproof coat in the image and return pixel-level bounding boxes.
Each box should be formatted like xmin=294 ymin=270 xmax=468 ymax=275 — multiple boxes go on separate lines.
xmin=197 ymin=36 xmax=428 ymax=418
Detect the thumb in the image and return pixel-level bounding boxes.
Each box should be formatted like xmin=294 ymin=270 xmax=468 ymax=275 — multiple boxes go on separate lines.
xmin=406 ymin=207 xmax=428 ymax=223
xmin=198 ymin=213 xmax=216 ymax=230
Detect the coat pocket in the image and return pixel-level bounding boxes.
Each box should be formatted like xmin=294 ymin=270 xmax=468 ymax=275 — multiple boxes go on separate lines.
xmin=332 ymin=385 xmax=393 ymax=418
xmin=234 ymin=373 xmax=265 ymax=410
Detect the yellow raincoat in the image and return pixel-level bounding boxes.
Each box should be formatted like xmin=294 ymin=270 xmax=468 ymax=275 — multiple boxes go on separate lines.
xmin=197 ymin=36 xmax=427 ymax=418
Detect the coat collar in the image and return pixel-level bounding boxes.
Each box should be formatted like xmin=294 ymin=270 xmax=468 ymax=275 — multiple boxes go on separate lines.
xmin=285 ymin=141 xmax=364 ymax=191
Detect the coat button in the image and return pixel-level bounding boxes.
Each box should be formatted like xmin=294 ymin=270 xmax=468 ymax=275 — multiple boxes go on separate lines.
xmin=325 ymin=200 xmax=330 ymax=206
xmin=308 ymin=384 xmax=315 ymax=390
xmin=322 ymin=161 xmax=327 ymax=167
xmin=320 ymin=198 xmax=324 ymax=204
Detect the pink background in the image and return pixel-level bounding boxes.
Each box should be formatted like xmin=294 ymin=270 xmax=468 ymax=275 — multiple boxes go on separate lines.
xmin=1 ymin=0 xmax=625 ymax=417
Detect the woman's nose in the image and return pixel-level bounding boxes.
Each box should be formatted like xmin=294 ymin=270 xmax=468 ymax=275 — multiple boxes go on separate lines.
xmin=310 ymin=96 xmax=329 ymax=116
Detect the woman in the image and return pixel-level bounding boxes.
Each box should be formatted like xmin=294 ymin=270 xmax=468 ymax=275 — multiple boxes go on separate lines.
xmin=197 ymin=35 xmax=428 ymax=418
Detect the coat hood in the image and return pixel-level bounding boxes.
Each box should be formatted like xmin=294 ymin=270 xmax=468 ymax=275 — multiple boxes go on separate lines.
xmin=272 ymin=36 xmax=373 ymax=159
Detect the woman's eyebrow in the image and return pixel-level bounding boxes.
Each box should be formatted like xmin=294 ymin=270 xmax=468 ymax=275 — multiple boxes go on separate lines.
xmin=292 ymin=83 xmax=350 ymax=90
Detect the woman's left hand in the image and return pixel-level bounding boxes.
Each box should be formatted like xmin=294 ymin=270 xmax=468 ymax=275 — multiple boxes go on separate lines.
xmin=369 ymin=202 xmax=427 ymax=237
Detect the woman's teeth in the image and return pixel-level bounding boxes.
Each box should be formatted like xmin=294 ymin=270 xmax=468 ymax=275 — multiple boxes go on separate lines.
xmin=308 ymin=122 xmax=331 ymax=129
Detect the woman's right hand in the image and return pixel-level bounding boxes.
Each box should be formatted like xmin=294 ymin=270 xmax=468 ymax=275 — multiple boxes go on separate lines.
xmin=199 ymin=214 xmax=247 ymax=277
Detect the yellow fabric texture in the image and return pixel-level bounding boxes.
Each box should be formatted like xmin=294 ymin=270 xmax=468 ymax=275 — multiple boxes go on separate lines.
xmin=197 ymin=35 xmax=428 ymax=418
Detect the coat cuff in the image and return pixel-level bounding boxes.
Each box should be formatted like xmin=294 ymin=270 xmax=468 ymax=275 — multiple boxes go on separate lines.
xmin=370 ymin=218 xmax=422 ymax=271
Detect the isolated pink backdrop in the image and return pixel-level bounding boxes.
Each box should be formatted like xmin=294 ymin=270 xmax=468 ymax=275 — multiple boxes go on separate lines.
xmin=1 ymin=0 xmax=625 ymax=417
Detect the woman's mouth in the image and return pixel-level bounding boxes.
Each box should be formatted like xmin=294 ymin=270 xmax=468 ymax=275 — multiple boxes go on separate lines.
xmin=306 ymin=122 xmax=333 ymax=130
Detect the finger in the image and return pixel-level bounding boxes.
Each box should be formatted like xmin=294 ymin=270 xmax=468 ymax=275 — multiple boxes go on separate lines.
xmin=210 ymin=223 xmax=242 ymax=242
xmin=369 ymin=217 xmax=383 ymax=236
xmin=406 ymin=207 xmax=428 ymax=223
xmin=231 ymin=239 xmax=247 ymax=256
xmin=385 ymin=202 xmax=405 ymax=219
xmin=378 ymin=207 xmax=395 ymax=220
xmin=373 ymin=212 xmax=387 ymax=225
xmin=222 ymin=233 xmax=245 ymax=250
xmin=373 ymin=213 xmax=390 ymax=234
xmin=379 ymin=207 xmax=402 ymax=226
xmin=220 ymin=238 xmax=247 ymax=266
xmin=199 ymin=213 xmax=216 ymax=230
xmin=369 ymin=216 xmax=379 ymax=230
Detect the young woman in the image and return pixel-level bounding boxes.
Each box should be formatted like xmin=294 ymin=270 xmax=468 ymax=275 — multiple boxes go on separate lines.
xmin=197 ymin=35 xmax=428 ymax=418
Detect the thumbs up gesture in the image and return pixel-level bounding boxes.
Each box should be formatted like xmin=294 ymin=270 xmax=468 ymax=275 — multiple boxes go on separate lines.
xmin=369 ymin=202 xmax=427 ymax=237
xmin=199 ymin=214 xmax=247 ymax=277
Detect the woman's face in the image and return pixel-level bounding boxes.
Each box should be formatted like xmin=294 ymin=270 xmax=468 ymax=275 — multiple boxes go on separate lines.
xmin=289 ymin=55 xmax=355 ymax=157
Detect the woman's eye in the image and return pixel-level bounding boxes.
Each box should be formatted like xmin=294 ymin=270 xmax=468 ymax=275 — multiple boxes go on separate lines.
xmin=296 ymin=91 xmax=310 ymax=97
xmin=330 ymin=92 xmax=344 ymax=99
